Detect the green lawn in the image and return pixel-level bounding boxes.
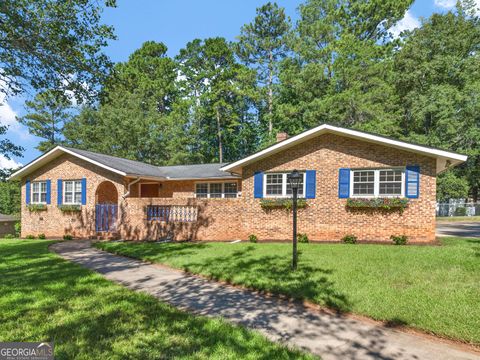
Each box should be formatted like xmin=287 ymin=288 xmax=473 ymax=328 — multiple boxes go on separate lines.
xmin=436 ymin=216 xmax=480 ymax=222
xmin=0 ymin=239 xmax=314 ymax=360
xmin=96 ymin=238 xmax=480 ymax=345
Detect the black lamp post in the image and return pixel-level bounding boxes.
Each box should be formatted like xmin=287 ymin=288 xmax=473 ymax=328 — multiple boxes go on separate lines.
xmin=288 ymin=169 xmax=302 ymax=270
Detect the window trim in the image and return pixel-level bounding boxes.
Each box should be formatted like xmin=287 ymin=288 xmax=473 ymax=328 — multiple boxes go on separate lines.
xmin=194 ymin=181 xmax=239 ymax=199
xmin=263 ymin=172 xmax=306 ymax=198
xmin=350 ymin=168 xmax=405 ymax=198
xmin=31 ymin=180 xmax=47 ymax=204
xmin=63 ymin=179 xmax=83 ymax=205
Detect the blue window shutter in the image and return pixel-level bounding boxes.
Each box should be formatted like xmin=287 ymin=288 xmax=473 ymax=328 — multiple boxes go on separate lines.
xmin=405 ymin=166 xmax=420 ymax=198
xmin=26 ymin=180 xmax=31 ymax=204
xmin=254 ymin=171 xmax=264 ymax=198
xmin=81 ymin=178 xmax=87 ymax=205
xmin=46 ymin=180 xmax=51 ymax=204
xmin=57 ymin=179 xmax=63 ymax=205
xmin=338 ymin=168 xmax=350 ymax=198
xmin=305 ymin=170 xmax=316 ymax=199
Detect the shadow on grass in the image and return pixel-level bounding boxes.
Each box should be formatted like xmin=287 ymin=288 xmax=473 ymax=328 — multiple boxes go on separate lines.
xmin=177 ymin=245 xmax=351 ymax=313
xmin=0 ymin=240 xmax=312 ymax=360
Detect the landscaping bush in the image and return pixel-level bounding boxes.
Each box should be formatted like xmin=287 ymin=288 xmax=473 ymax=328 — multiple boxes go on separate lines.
xmin=14 ymin=222 xmax=21 ymax=237
xmin=298 ymin=233 xmax=309 ymax=243
xmin=38 ymin=233 xmax=46 ymax=239
xmin=454 ymin=207 xmax=467 ymax=216
xmin=25 ymin=235 xmax=36 ymax=239
xmin=248 ymin=234 xmax=257 ymax=243
xmin=391 ymin=235 xmax=408 ymax=245
xmin=63 ymin=234 xmax=73 ymax=241
xmin=58 ymin=204 xmax=82 ymax=212
xmin=342 ymin=234 xmax=357 ymax=244
xmin=27 ymin=204 xmax=47 ymax=212
xmin=3 ymin=234 xmax=15 ymax=239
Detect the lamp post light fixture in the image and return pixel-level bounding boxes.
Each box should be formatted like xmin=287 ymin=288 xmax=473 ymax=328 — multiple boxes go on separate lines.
xmin=288 ymin=169 xmax=302 ymax=270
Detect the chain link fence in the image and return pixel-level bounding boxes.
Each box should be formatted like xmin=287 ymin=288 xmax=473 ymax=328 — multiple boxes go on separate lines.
xmin=436 ymin=201 xmax=480 ymax=217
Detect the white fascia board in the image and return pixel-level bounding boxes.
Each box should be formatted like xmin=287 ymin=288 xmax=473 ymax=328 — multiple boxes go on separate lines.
xmin=8 ymin=146 xmax=127 ymax=181
xmin=220 ymin=124 xmax=468 ymax=174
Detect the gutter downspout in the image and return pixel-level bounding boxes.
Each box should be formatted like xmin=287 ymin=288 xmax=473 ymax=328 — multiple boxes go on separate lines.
xmin=122 ymin=177 xmax=141 ymax=199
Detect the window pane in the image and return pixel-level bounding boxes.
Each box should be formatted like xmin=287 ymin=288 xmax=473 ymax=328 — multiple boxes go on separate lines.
xmin=352 ymin=170 xmax=375 ymax=195
xmin=64 ymin=181 xmax=73 ymax=192
xmin=286 ymin=174 xmax=304 ymax=195
xmin=224 ymin=183 xmax=237 ymax=198
xmin=32 ymin=182 xmax=39 ymax=192
xmin=74 ymin=192 xmax=82 ymax=204
xmin=195 ymin=183 xmax=208 ymax=198
xmin=353 ymin=183 xmax=374 ymax=195
xmin=33 ymin=193 xmax=39 ymax=203
xmin=65 ymin=193 xmax=73 ymax=203
xmin=209 ymin=183 xmax=222 ymax=198
xmin=40 ymin=182 xmax=46 ymax=192
xmin=266 ymin=174 xmax=283 ymax=195
xmin=379 ymin=169 xmax=403 ymax=195
xmin=74 ymin=181 xmax=82 ymax=192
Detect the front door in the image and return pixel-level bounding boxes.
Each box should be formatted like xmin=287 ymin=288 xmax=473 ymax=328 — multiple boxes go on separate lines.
xmin=95 ymin=204 xmax=117 ymax=232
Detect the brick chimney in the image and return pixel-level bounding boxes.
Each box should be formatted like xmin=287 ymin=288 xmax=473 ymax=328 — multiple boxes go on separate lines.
xmin=276 ymin=132 xmax=289 ymax=143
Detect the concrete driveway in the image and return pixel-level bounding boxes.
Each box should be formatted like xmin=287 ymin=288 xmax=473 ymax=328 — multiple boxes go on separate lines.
xmin=436 ymin=222 xmax=480 ymax=238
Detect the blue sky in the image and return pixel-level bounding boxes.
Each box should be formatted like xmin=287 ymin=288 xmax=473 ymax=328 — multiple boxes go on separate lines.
xmin=0 ymin=0 xmax=471 ymax=168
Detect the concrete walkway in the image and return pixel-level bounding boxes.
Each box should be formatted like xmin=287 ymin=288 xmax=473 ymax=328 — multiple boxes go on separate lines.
xmin=51 ymin=240 xmax=480 ymax=360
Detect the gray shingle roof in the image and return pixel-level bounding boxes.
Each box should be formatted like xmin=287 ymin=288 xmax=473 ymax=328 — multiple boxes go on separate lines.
xmin=64 ymin=147 xmax=238 ymax=179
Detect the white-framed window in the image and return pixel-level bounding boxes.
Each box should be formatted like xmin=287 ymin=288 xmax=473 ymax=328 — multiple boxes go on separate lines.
xmin=351 ymin=168 xmax=404 ymax=197
xmin=264 ymin=172 xmax=305 ymax=198
xmin=63 ymin=180 xmax=82 ymax=204
xmin=31 ymin=181 xmax=47 ymax=204
xmin=195 ymin=182 xmax=239 ymax=198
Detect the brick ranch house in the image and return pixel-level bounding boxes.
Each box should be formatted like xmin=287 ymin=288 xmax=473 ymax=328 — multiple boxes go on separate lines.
xmin=9 ymin=124 xmax=467 ymax=242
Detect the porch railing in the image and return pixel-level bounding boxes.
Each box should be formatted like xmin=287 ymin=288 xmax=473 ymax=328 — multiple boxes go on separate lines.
xmin=146 ymin=205 xmax=198 ymax=222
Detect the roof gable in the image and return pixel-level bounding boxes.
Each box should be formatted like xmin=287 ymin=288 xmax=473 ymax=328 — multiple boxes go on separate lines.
xmin=220 ymin=124 xmax=467 ymax=174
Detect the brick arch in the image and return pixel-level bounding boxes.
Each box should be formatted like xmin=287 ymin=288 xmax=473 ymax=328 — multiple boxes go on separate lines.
xmin=95 ymin=180 xmax=118 ymax=204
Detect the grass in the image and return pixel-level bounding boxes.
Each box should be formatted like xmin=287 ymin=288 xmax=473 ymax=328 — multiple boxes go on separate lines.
xmin=96 ymin=238 xmax=480 ymax=345
xmin=436 ymin=216 xmax=480 ymax=222
xmin=0 ymin=239 xmax=314 ymax=360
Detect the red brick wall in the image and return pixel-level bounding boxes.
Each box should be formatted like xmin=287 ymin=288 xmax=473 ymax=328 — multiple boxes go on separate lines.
xmin=240 ymin=133 xmax=436 ymax=242
xmin=21 ymin=154 xmax=125 ymax=238
xmin=20 ymin=134 xmax=437 ymax=242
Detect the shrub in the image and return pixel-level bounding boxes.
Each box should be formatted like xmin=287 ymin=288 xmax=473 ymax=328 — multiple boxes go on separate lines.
xmin=454 ymin=207 xmax=467 ymax=216
xmin=63 ymin=234 xmax=73 ymax=241
xmin=58 ymin=204 xmax=82 ymax=212
xmin=27 ymin=204 xmax=47 ymax=212
xmin=260 ymin=198 xmax=308 ymax=210
xmin=346 ymin=198 xmax=409 ymax=213
xmin=298 ymin=233 xmax=309 ymax=243
xmin=248 ymin=234 xmax=257 ymax=243
xmin=38 ymin=233 xmax=46 ymax=239
xmin=391 ymin=235 xmax=408 ymax=245
xmin=342 ymin=234 xmax=357 ymax=244
xmin=3 ymin=234 xmax=15 ymax=239
xmin=14 ymin=222 xmax=21 ymax=237
xmin=25 ymin=234 xmax=36 ymax=239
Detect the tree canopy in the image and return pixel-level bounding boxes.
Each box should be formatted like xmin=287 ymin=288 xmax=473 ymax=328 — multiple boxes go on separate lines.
xmin=11 ymin=0 xmax=480 ymax=201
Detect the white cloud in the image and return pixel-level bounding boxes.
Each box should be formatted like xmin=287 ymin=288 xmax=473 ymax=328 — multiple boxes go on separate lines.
xmin=389 ymin=10 xmax=421 ymax=38
xmin=434 ymin=0 xmax=456 ymax=9
xmin=0 ymin=154 xmax=22 ymax=170
xmin=434 ymin=0 xmax=480 ymax=13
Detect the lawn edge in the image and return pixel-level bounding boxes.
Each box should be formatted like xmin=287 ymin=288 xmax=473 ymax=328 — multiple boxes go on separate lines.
xmin=92 ymin=240 xmax=480 ymax=354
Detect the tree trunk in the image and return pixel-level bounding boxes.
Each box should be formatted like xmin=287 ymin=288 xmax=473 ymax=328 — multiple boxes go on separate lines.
xmin=216 ymin=107 xmax=223 ymax=163
xmin=268 ymin=50 xmax=274 ymax=136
